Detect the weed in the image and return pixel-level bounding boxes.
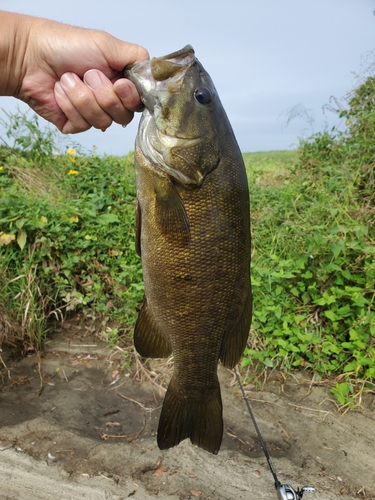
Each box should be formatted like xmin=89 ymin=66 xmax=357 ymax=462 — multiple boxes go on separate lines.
xmin=242 ymin=74 xmax=375 ymax=407
xmin=1 ymin=70 xmax=374 ymax=409
xmin=0 ymin=113 xmax=143 ymax=351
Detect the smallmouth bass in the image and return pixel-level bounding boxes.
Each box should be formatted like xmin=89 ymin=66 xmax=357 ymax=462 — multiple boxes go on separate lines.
xmin=124 ymin=45 xmax=251 ymax=454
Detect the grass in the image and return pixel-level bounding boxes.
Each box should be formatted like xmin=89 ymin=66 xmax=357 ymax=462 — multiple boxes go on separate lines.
xmin=243 ymin=149 xmax=298 ymax=172
xmin=0 ymin=112 xmax=144 ymax=351
xmin=242 ymin=78 xmax=375 ymax=408
xmin=1 ymin=71 xmax=375 ymax=408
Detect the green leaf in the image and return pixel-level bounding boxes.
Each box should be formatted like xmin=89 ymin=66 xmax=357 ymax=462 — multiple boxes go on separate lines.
xmin=273 ymin=305 xmax=281 ymax=319
xmin=349 ymin=329 xmax=359 ymax=341
xmin=15 ymin=218 xmax=27 ymax=229
xmin=264 ymin=358 xmax=275 ymax=368
xmin=301 ymin=270 xmax=313 ymax=279
xmin=336 ymin=304 xmax=352 ymax=317
xmin=17 ymin=229 xmax=27 ymax=250
xmin=275 ymin=285 xmax=283 ymax=296
xmin=332 ymin=241 xmax=344 ymax=258
xmin=97 ymin=213 xmax=120 ymax=224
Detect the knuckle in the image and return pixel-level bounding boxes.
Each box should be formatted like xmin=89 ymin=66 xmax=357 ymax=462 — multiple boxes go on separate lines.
xmin=112 ymin=109 xmax=133 ymax=126
xmin=138 ymin=46 xmax=150 ymax=60
xmin=65 ymin=123 xmax=90 ymax=134
xmin=75 ymin=90 xmax=92 ymax=107
xmin=96 ymin=116 xmax=112 ymax=130
xmin=102 ymin=94 xmax=121 ymax=110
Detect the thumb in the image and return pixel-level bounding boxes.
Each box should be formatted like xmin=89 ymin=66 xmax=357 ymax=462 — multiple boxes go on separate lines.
xmin=98 ymin=33 xmax=149 ymax=72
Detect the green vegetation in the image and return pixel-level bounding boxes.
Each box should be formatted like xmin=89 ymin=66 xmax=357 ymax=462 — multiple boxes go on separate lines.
xmin=243 ymin=76 xmax=375 ymax=408
xmin=0 ymin=74 xmax=374 ymax=407
xmin=0 ymin=109 xmax=143 ymax=351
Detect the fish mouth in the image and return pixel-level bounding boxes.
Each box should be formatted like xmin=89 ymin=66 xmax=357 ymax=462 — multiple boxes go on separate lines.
xmin=123 ymin=45 xmax=196 ymax=106
xmin=155 ymin=44 xmax=195 ymax=62
xmin=124 ymin=45 xmax=195 ymax=80
xmin=151 ymin=45 xmax=195 ymax=81
xmin=124 ymin=46 xmax=199 ymax=140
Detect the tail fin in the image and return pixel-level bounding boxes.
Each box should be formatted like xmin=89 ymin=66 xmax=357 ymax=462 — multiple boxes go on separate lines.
xmin=157 ymin=378 xmax=223 ymax=454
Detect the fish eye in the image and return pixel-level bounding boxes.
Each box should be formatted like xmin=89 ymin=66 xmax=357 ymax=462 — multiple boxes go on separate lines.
xmin=194 ymin=87 xmax=212 ymax=105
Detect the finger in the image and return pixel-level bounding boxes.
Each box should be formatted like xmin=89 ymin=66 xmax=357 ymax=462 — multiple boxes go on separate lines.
xmin=54 ymin=81 xmax=91 ymax=134
xmin=83 ymin=70 xmax=135 ymax=126
xmin=113 ymin=78 xmax=145 ymax=112
xmin=99 ymin=37 xmax=150 ymax=72
xmin=59 ymin=72 xmax=113 ymax=131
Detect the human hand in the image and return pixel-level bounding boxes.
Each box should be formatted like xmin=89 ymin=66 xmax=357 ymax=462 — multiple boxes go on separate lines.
xmin=1 ymin=11 xmax=149 ymax=134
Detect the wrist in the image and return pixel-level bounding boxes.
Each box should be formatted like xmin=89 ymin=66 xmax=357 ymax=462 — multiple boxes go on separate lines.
xmin=0 ymin=11 xmax=32 ymax=97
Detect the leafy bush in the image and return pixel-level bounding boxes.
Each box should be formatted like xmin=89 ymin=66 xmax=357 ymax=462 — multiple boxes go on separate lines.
xmin=1 ymin=73 xmax=375 ymax=409
xmin=0 ymin=111 xmax=143 ymax=351
xmin=242 ymin=76 xmax=375 ymax=407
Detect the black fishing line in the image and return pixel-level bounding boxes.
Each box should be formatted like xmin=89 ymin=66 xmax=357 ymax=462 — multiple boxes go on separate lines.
xmin=234 ymin=366 xmax=279 ymax=486
xmin=234 ymin=366 xmax=315 ymax=500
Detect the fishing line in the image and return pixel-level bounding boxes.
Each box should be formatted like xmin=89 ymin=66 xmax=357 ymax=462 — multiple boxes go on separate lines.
xmin=234 ymin=366 xmax=315 ymax=500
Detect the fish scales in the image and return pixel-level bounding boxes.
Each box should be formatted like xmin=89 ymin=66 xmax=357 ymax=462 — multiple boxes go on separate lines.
xmin=124 ymin=45 xmax=251 ymax=454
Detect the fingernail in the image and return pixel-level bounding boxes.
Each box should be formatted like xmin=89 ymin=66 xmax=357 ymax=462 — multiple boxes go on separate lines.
xmin=55 ymin=82 xmax=65 ymax=96
xmin=61 ymin=73 xmax=78 ymax=90
xmin=84 ymin=70 xmax=103 ymax=91
xmin=115 ymin=81 xmax=132 ymax=99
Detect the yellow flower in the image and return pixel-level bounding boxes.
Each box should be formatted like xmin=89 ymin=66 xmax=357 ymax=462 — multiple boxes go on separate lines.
xmin=0 ymin=166 xmax=3 ymax=171
xmin=69 ymin=215 xmax=79 ymax=223
xmin=0 ymin=232 xmax=16 ymax=246
xmin=68 ymin=169 xmax=79 ymax=175
xmin=38 ymin=216 xmax=48 ymax=227
xmin=67 ymin=148 xmax=76 ymax=156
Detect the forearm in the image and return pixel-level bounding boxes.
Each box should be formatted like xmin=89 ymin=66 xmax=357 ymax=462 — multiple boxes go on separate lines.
xmin=0 ymin=11 xmax=32 ymax=96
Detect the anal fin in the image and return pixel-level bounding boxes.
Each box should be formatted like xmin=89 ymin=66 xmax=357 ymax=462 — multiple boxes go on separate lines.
xmin=134 ymin=296 xmax=172 ymax=358
xmin=219 ymin=285 xmax=252 ymax=368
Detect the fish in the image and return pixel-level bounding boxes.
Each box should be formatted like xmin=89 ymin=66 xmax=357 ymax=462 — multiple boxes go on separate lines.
xmin=124 ymin=45 xmax=251 ymax=455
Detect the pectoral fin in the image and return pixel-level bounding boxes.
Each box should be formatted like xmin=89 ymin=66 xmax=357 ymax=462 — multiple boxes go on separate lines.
xmin=154 ymin=178 xmax=190 ymax=245
xmin=134 ymin=296 xmax=172 ymax=358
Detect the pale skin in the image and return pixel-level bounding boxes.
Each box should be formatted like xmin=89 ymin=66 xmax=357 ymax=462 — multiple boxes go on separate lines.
xmin=0 ymin=10 xmax=149 ymax=134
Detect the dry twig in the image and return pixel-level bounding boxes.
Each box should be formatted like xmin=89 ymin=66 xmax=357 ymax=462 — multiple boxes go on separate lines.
xmin=265 ymin=409 xmax=291 ymax=440
xmin=116 ymin=392 xmax=160 ymax=413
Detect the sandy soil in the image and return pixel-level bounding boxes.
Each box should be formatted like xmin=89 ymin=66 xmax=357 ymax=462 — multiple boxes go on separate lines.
xmin=1 ymin=322 xmax=375 ymax=500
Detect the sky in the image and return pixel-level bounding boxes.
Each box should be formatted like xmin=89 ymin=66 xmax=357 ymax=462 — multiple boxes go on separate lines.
xmin=1 ymin=0 xmax=374 ymax=155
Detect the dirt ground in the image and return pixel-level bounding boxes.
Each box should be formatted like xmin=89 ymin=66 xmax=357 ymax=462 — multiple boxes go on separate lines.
xmin=1 ymin=321 xmax=375 ymax=500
